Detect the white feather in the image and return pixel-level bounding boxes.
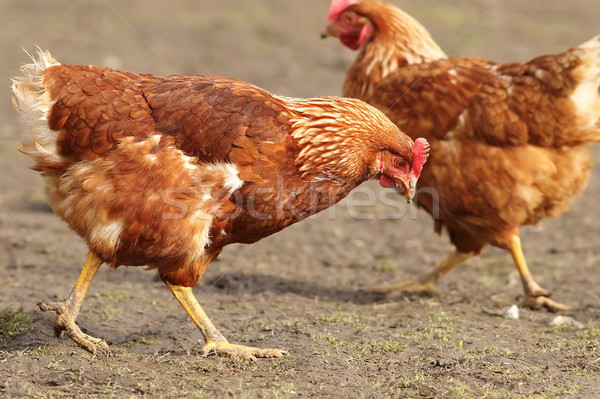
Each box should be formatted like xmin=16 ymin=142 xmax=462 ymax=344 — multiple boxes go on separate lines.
xmin=570 ymin=35 xmax=600 ymax=128
xmin=11 ymin=50 xmax=62 ymax=164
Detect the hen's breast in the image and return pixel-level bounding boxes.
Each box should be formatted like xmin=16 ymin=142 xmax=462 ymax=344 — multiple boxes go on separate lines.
xmin=421 ymin=137 xmax=593 ymax=237
xmin=48 ymin=133 xmax=242 ymax=273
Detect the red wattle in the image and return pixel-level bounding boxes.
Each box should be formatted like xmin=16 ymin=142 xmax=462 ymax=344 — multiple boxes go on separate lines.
xmin=379 ymin=174 xmax=395 ymax=188
xmin=341 ymin=35 xmax=360 ymax=50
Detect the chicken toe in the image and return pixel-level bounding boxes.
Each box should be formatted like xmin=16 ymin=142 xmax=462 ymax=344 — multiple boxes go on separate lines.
xmin=520 ymin=295 xmax=571 ymax=312
xmin=38 ymin=300 xmax=108 ymax=353
xmin=508 ymin=235 xmax=569 ymax=312
xmin=165 ymin=281 xmax=287 ymax=361
xmin=370 ymin=251 xmax=475 ymax=297
xmin=38 ymin=252 xmax=105 ymax=353
xmin=201 ymin=340 xmax=286 ymax=360
xmin=524 ymin=284 xmax=551 ymax=299
xmin=369 ymin=279 xmax=438 ymax=296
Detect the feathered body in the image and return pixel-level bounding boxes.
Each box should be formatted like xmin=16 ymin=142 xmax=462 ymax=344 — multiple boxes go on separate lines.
xmin=324 ymin=0 xmax=600 ymax=309
xmin=12 ymin=51 xmax=428 ymax=357
xmin=12 ymin=51 xmax=427 ymax=287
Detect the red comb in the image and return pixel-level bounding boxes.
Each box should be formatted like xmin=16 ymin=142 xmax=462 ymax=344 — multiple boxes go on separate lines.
xmin=328 ymin=0 xmax=357 ymax=22
xmin=411 ymin=138 xmax=430 ymax=178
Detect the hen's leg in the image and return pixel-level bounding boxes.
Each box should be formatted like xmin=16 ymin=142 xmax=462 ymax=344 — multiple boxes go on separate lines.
xmin=508 ymin=235 xmax=569 ymax=312
xmin=370 ymin=250 xmax=475 ymax=295
xmin=165 ymin=282 xmax=286 ymax=360
xmin=38 ymin=252 xmax=108 ymax=353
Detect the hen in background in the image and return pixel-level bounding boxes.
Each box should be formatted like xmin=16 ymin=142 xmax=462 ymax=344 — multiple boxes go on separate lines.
xmin=322 ymin=0 xmax=600 ymax=311
xmin=11 ymin=50 xmax=428 ymax=359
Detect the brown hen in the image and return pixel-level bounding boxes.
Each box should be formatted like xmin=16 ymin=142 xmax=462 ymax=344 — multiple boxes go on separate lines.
xmin=323 ymin=0 xmax=600 ymax=311
xmin=11 ymin=50 xmax=429 ymax=359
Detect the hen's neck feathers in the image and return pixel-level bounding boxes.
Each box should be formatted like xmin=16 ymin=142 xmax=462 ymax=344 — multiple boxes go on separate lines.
xmin=282 ymin=96 xmax=404 ymax=184
xmin=358 ymin=1 xmax=446 ymax=67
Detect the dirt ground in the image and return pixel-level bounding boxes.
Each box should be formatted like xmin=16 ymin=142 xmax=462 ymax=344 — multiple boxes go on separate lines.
xmin=1 ymin=1 xmax=599 ymax=398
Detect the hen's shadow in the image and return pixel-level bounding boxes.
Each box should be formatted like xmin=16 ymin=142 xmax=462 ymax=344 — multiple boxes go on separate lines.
xmin=202 ymin=271 xmax=387 ymax=305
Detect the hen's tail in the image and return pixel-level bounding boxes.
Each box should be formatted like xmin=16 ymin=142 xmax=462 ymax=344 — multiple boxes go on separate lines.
xmin=11 ymin=50 xmax=62 ymax=167
xmin=570 ymin=35 xmax=600 ymax=132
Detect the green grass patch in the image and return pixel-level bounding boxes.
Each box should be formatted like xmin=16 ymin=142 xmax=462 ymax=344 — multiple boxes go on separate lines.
xmin=403 ymin=311 xmax=457 ymax=342
xmin=0 ymin=307 xmax=32 ymax=341
xmin=313 ymin=332 xmax=344 ymax=347
xmin=375 ymin=259 xmax=398 ymax=272
xmin=314 ymin=311 xmax=369 ymax=332
xmin=315 ymin=311 xmax=356 ymax=325
xmin=362 ymin=339 xmax=406 ymax=354
xmin=122 ymin=336 xmax=158 ymax=347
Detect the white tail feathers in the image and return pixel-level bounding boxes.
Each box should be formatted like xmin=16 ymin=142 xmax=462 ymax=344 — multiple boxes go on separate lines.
xmin=577 ymin=34 xmax=600 ymax=54
xmin=11 ymin=49 xmax=62 ymax=164
xmin=575 ymin=35 xmax=600 ymax=81
xmin=570 ymin=35 xmax=600 ymax=130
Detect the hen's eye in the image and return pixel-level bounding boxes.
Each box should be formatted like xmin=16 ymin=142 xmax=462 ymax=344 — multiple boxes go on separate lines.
xmin=394 ymin=158 xmax=407 ymax=169
xmin=342 ymin=11 xmax=358 ymax=24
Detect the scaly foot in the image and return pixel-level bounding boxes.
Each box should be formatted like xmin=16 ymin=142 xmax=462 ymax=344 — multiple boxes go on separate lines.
xmin=202 ymin=340 xmax=286 ymax=360
xmin=519 ymin=295 xmax=570 ymax=312
xmin=38 ymin=300 xmax=108 ymax=353
xmin=369 ymin=279 xmax=438 ymax=296
xmin=520 ymin=280 xmax=569 ymax=312
xmin=525 ymin=283 xmax=551 ymax=299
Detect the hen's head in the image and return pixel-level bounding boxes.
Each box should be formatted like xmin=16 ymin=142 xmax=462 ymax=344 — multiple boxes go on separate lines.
xmin=376 ymin=137 xmax=429 ymax=202
xmin=321 ymin=0 xmax=369 ymax=50
xmin=287 ymin=97 xmax=429 ymax=202
xmin=321 ymin=0 xmax=446 ymax=63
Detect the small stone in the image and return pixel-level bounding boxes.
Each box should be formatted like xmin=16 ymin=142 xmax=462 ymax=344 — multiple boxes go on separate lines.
xmin=549 ymin=315 xmax=584 ymax=329
xmin=482 ymin=304 xmax=519 ymax=319
xmin=503 ymin=304 xmax=520 ymax=320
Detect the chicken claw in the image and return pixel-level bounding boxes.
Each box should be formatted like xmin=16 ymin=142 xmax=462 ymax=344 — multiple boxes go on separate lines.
xmin=165 ymin=282 xmax=286 ymax=361
xmin=370 ymin=251 xmax=474 ymax=297
xmin=369 ymin=279 xmax=438 ymax=296
xmin=509 ymin=236 xmax=570 ymax=312
xmin=201 ymin=340 xmax=286 ymax=360
xmin=38 ymin=300 xmax=108 ymax=353
xmin=520 ymin=295 xmax=571 ymax=313
xmin=38 ymin=252 xmax=106 ymax=353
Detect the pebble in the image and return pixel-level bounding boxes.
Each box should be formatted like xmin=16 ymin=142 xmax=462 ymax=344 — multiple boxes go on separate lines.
xmin=549 ymin=315 xmax=584 ymax=329
xmin=482 ymin=304 xmax=519 ymax=319
xmin=503 ymin=304 xmax=520 ymax=320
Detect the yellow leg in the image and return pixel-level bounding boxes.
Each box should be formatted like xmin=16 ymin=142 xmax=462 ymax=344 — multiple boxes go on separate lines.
xmin=370 ymin=250 xmax=475 ymax=295
xmin=38 ymin=252 xmax=108 ymax=353
xmin=165 ymin=282 xmax=286 ymax=360
xmin=508 ymin=235 xmax=569 ymax=312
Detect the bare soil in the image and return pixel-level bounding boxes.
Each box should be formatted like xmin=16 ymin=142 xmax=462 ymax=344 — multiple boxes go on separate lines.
xmin=0 ymin=1 xmax=599 ymax=398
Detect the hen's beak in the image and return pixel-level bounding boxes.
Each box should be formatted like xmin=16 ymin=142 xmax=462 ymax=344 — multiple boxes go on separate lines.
xmin=321 ymin=25 xmax=337 ymax=39
xmin=396 ymin=178 xmax=416 ymax=204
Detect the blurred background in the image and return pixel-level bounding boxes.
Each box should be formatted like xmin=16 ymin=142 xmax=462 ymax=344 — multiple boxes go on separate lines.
xmin=1 ymin=1 xmax=599 ymax=396
xmin=2 ymin=0 xmax=599 ymax=277
xmin=2 ymin=0 xmax=598 ymax=243
xmin=2 ymin=0 xmax=600 ymax=293
xmin=1 ymin=0 xmax=598 ymax=114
